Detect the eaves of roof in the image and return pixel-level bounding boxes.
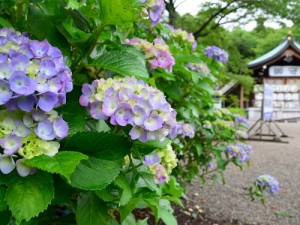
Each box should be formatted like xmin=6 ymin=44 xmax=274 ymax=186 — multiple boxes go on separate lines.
xmin=247 ymin=37 xmax=300 ymax=69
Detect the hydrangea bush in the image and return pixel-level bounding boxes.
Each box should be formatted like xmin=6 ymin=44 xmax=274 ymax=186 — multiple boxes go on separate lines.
xmin=0 ymin=0 xmax=277 ymax=224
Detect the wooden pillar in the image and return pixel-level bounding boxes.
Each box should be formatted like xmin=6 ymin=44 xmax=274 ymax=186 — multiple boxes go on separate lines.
xmin=239 ymin=85 xmax=244 ymax=108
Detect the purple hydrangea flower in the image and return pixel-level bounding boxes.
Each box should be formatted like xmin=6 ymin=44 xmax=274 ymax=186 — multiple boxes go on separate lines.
xmin=151 ymin=163 xmax=168 ymax=184
xmin=143 ymin=0 xmax=165 ymax=26
xmin=0 ymin=108 xmax=69 ymax=176
xmin=80 ymin=77 xmax=179 ymax=142
xmin=234 ymin=115 xmax=250 ymax=127
xmin=173 ymin=122 xmax=195 ymax=139
xmin=257 ymin=175 xmax=280 ymax=194
xmin=0 ymin=28 xmax=72 ymax=112
xmin=226 ymin=143 xmax=252 ymax=162
xmin=204 ymin=45 xmax=229 ymax=63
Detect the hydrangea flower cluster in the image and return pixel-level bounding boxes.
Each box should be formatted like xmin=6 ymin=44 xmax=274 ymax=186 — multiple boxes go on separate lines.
xmin=173 ymin=122 xmax=195 ymax=138
xmin=143 ymin=144 xmax=177 ymax=184
xmin=124 ymin=38 xmax=175 ymax=72
xmin=187 ymin=62 xmax=210 ymax=75
xmin=234 ymin=115 xmax=250 ymax=128
xmin=79 ymin=76 xmax=178 ymax=142
xmin=204 ymin=45 xmax=229 ymax=63
xmin=257 ymin=175 xmax=280 ymax=194
xmin=0 ymin=109 xmax=68 ymax=176
xmin=226 ymin=143 xmax=252 ymax=162
xmin=165 ymin=25 xmax=197 ymax=50
xmin=0 ymin=28 xmax=72 ymax=177
xmin=0 ymin=28 xmax=73 ymax=112
xmin=140 ymin=0 xmax=165 ymax=26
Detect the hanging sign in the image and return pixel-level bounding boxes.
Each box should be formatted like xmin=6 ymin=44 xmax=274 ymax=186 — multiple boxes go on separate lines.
xmin=269 ymin=66 xmax=300 ymax=77
xmin=262 ymin=84 xmax=273 ymax=121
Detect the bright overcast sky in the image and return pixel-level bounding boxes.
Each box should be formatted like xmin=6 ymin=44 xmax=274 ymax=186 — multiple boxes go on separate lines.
xmin=175 ymin=0 xmax=293 ymax=31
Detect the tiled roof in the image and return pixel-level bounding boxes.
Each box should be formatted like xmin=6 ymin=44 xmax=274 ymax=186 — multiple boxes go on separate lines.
xmin=247 ymin=36 xmax=300 ymax=68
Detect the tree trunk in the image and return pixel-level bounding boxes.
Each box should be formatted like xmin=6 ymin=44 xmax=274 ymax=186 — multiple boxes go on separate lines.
xmin=165 ymin=0 xmax=177 ymax=26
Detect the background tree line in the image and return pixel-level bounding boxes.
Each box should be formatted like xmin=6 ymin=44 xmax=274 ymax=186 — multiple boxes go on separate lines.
xmin=164 ymin=0 xmax=300 ymax=106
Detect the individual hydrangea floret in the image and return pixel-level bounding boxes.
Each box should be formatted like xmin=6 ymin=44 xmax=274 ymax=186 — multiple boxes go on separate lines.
xmin=0 ymin=109 xmax=68 ymax=176
xmin=0 ymin=27 xmax=73 ymax=113
xmin=226 ymin=143 xmax=252 ymax=162
xmin=80 ymin=76 xmax=178 ymax=142
xmin=187 ymin=62 xmax=210 ymax=75
xmin=141 ymin=0 xmax=165 ymax=26
xmin=257 ymin=175 xmax=280 ymax=194
xmin=124 ymin=38 xmax=175 ymax=72
xmin=144 ymin=152 xmax=160 ymax=166
xmin=204 ymin=45 xmax=229 ymax=63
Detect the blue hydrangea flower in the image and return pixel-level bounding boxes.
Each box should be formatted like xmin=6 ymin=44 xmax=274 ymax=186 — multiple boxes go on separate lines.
xmin=234 ymin=115 xmax=250 ymax=128
xmin=226 ymin=143 xmax=252 ymax=162
xmin=257 ymin=175 xmax=280 ymax=194
xmin=204 ymin=45 xmax=229 ymax=63
xmin=0 ymin=28 xmax=73 ymax=113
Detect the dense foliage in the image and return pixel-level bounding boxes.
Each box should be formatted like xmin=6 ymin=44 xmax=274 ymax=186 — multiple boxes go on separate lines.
xmin=0 ymin=1 xmax=279 ymax=224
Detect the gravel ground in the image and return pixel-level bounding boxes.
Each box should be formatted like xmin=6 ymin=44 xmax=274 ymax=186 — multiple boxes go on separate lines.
xmin=184 ymin=122 xmax=300 ymax=225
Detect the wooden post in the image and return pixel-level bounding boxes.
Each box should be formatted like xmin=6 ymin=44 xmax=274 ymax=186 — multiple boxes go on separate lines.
xmin=240 ymin=85 xmax=244 ymax=108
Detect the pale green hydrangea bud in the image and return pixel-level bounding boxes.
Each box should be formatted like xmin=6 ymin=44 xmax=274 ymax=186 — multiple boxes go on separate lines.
xmin=156 ymin=143 xmax=177 ymax=174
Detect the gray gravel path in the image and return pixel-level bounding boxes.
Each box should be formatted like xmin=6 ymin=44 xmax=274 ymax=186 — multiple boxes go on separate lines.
xmin=187 ymin=122 xmax=300 ymax=225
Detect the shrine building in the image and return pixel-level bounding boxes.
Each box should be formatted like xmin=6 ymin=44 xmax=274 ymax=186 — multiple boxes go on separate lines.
xmin=247 ymin=33 xmax=300 ymax=121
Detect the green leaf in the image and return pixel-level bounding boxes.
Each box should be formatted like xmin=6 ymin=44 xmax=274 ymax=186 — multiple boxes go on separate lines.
xmin=161 ymin=176 xmax=182 ymax=198
xmin=70 ymin=156 xmax=122 ymax=190
xmin=27 ymin=7 xmax=71 ymax=56
xmin=76 ymin=192 xmax=118 ymax=225
xmin=139 ymin=172 xmax=161 ymax=195
xmin=119 ymin=198 xmax=140 ymax=221
xmin=0 ymin=17 xmax=13 ymax=28
xmin=63 ymin=131 xmax=131 ymax=160
xmin=147 ymin=199 xmax=177 ymax=225
xmin=134 ymin=139 xmax=171 ymax=156
xmin=57 ymin=22 xmax=90 ymax=44
xmin=163 ymin=82 xmax=184 ymax=101
xmin=65 ymin=0 xmax=83 ymax=10
xmin=114 ymin=173 xmax=132 ymax=206
xmin=0 ymin=186 xmax=7 ymax=212
xmin=157 ymin=199 xmax=178 ymax=225
xmin=5 ymin=172 xmax=54 ymax=223
xmin=94 ymin=187 xmax=116 ymax=202
xmin=24 ymin=151 xmax=88 ymax=181
xmin=0 ymin=209 xmax=11 ymax=225
xmin=122 ymin=213 xmax=148 ymax=225
xmin=98 ymin=0 xmax=141 ymax=26
xmin=67 ymin=132 xmax=131 ymax=190
xmin=91 ymin=50 xmax=149 ymax=80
